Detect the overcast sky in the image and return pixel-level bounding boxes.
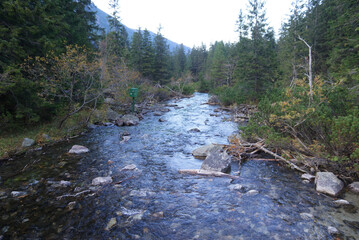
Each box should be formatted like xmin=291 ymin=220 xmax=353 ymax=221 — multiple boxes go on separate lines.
xmin=92 ymin=0 xmax=293 ymax=48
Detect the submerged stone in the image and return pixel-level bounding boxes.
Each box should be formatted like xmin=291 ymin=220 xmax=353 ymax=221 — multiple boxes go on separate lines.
xmin=105 ymin=217 xmax=117 ymax=231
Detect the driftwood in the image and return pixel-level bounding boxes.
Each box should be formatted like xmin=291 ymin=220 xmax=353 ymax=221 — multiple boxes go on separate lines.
xmin=222 ymin=137 xmax=308 ymax=173
xmin=56 ymin=190 xmax=92 ymax=200
xmin=178 ymin=169 xmax=239 ymax=179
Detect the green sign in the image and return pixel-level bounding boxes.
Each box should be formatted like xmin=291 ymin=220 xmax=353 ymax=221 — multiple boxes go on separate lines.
xmin=130 ymin=88 xmax=138 ymax=98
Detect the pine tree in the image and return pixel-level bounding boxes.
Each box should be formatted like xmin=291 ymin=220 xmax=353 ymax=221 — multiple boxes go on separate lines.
xmin=141 ymin=29 xmax=154 ymax=79
xmin=153 ymin=27 xmax=170 ymax=84
xmin=129 ymin=28 xmax=143 ymax=72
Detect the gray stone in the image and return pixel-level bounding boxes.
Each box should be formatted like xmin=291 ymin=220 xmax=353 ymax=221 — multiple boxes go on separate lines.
xmin=348 ymin=182 xmax=359 ymax=193
xmin=247 ymin=190 xmax=259 ymax=196
xmin=300 ymin=212 xmax=314 ymax=220
xmin=104 ymin=97 xmax=116 ymax=105
xmin=228 ymin=184 xmax=244 ymax=191
xmin=68 ymin=145 xmax=89 ymax=154
xmin=66 ymin=201 xmax=76 ymax=211
xmin=11 ymin=191 xmax=27 ymax=198
xmin=315 ymin=172 xmax=344 ymax=196
xmin=22 ymin=138 xmax=35 ymax=147
xmin=121 ymin=164 xmax=137 ymax=171
xmin=333 ymin=199 xmax=350 ymax=205
xmin=105 ymin=217 xmax=117 ymax=231
xmin=301 ymin=173 xmax=315 ymax=181
xmin=91 ymin=176 xmax=112 ymax=185
xmin=201 ymin=145 xmax=231 ymax=173
xmin=120 ymin=136 xmax=131 ymax=144
xmin=107 ymin=108 xmax=120 ymax=122
xmin=122 ymin=114 xmax=139 ymax=126
xmin=192 ymin=144 xmax=217 ymax=159
xmin=208 ymin=95 xmax=220 ymax=105
xmin=189 ymin=128 xmax=201 ymax=132
xmin=158 ymin=118 xmax=166 ymax=122
xmin=153 ymin=112 xmax=162 ymax=116
xmin=327 ymin=226 xmax=339 ymax=235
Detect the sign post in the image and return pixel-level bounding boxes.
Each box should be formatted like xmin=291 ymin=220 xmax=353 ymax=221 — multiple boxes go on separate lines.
xmin=129 ymin=88 xmax=138 ymax=113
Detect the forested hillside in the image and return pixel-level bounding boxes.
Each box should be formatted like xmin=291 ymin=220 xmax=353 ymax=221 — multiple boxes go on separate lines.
xmin=0 ymin=0 xmax=358 ymax=174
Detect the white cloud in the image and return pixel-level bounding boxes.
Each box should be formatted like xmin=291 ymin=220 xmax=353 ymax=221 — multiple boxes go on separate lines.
xmin=92 ymin=0 xmax=292 ymax=47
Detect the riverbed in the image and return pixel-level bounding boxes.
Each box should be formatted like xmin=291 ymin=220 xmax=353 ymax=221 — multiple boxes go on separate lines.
xmin=0 ymin=93 xmax=358 ymax=239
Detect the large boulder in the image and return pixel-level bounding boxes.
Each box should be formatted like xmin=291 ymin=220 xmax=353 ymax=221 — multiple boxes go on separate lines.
xmin=201 ymin=145 xmax=231 ymax=173
xmin=121 ymin=114 xmax=139 ymax=126
xmin=107 ymin=108 xmax=120 ymax=122
xmin=315 ymin=172 xmax=344 ymax=196
xmin=22 ymin=138 xmax=35 ymax=147
xmin=192 ymin=144 xmax=217 ymax=159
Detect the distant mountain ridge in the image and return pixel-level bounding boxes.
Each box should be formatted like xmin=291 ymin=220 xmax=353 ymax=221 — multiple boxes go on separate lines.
xmin=90 ymin=4 xmax=190 ymax=53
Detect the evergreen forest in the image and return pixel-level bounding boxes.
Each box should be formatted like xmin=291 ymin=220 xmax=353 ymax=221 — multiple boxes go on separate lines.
xmin=0 ymin=0 xmax=358 ymax=175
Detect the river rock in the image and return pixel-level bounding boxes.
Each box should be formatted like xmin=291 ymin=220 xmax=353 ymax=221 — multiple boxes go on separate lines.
xmin=107 ymin=108 xmax=120 ymax=122
xmin=348 ymin=182 xmax=359 ymax=193
xmin=122 ymin=114 xmax=139 ymax=126
xmin=333 ymin=199 xmax=350 ymax=205
xmin=120 ymin=136 xmax=131 ymax=144
xmin=68 ymin=145 xmax=89 ymax=154
xmin=315 ymin=172 xmax=344 ymax=196
xmin=11 ymin=191 xmax=27 ymax=198
xmin=105 ymin=217 xmax=117 ymax=231
xmin=300 ymin=212 xmax=314 ymax=220
xmin=121 ymin=164 xmax=137 ymax=171
xmin=22 ymin=138 xmax=35 ymax=147
xmin=158 ymin=118 xmax=166 ymax=122
xmin=200 ymin=145 xmax=231 ymax=173
xmin=192 ymin=144 xmax=217 ymax=159
xmin=228 ymin=184 xmax=244 ymax=191
xmin=246 ymin=189 xmax=259 ymax=196
xmin=153 ymin=112 xmax=162 ymax=116
xmin=189 ymin=128 xmax=201 ymax=132
xmin=301 ymin=173 xmax=315 ymax=181
xmin=91 ymin=176 xmax=112 ymax=185
xmin=66 ymin=201 xmax=76 ymax=211
xmin=327 ymin=226 xmax=339 ymax=235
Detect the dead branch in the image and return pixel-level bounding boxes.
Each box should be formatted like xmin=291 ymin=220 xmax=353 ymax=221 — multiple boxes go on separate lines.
xmin=178 ymin=169 xmax=239 ymax=179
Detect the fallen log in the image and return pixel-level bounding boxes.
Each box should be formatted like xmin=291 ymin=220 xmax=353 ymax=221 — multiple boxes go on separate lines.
xmin=254 ymin=144 xmax=307 ymax=173
xmin=178 ymin=169 xmax=239 ymax=179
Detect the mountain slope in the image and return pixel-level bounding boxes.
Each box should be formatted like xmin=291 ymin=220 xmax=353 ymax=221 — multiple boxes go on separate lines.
xmin=90 ymin=4 xmax=190 ymax=53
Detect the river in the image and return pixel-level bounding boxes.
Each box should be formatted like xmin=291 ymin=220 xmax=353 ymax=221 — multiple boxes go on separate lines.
xmin=0 ymin=93 xmax=358 ymax=239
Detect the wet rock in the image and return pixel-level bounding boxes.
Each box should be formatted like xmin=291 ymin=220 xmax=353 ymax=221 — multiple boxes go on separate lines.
xmin=228 ymin=184 xmax=244 ymax=191
xmin=158 ymin=118 xmax=166 ymax=122
xmin=22 ymin=138 xmax=35 ymax=147
xmin=301 ymin=173 xmax=315 ymax=181
xmin=153 ymin=112 xmax=162 ymax=116
xmin=103 ymin=122 xmax=114 ymax=126
xmin=48 ymin=180 xmax=71 ymax=187
xmin=121 ymin=131 xmax=131 ymax=136
xmin=348 ymin=182 xmax=359 ymax=193
xmin=246 ymin=190 xmax=259 ymax=196
xmin=105 ymin=217 xmax=117 ymax=231
xmin=66 ymin=201 xmax=76 ymax=211
xmin=121 ymin=164 xmax=137 ymax=171
xmin=120 ymin=136 xmax=131 ymax=144
xmin=115 ymin=119 xmax=124 ymax=126
xmin=91 ymin=177 xmax=112 ymax=185
xmin=122 ymin=114 xmax=139 ymax=126
xmin=300 ymin=212 xmax=314 ymax=220
xmin=68 ymin=145 xmax=89 ymax=154
xmin=333 ymin=199 xmax=350 ymax=205
xmin=327 ymin=226 xmax=339 ymax=235
xmin=189 ymin=128 xmax=201 ymax=132
xmin=315 ymin=172 xmax=344 ymax=196
xmin=343 ymin=204 xmax=358 ymax=214
xmin=192 ymin=144 xmax=217 ymax=159
xmin=160 ymin=108 xmax=170 ymax=112
xmin=201 ymin=145 xmax=231 ymax=173
xmin=11 ymin=191 xmax=27 ymax=198
xmin=107 ymin=108 xmax=120 ymax=121
xmin=152 ymin=211 xmax=164 ymax=218
xmin=174 ymin=106 xmax=184 ymax=110
xmin=165 ymin=104 xmax=178 ymax=107
xmin=129 ymin=190 xmax=147 ymax=197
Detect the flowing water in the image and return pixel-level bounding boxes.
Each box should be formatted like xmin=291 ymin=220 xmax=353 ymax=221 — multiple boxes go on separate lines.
xmin=0 ymin=93 xmax=358 ymax=240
